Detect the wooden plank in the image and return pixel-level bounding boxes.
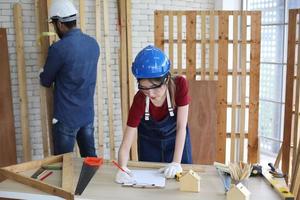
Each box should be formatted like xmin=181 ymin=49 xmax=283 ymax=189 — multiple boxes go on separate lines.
xmin=36 ymin=0 xmax=53 ymax=157
xmin=177 ymin=13 xmax=182 ymax=75
xmin=201 ymin=13 xmax=206 ymax=80
xmin=119 ymin=0 xmax=129 ymax=132
xmin=230 ymin=13 xmax=238 ymax=162
xmin=13 ymin=3 xmax=32 ymax=162
xmin=125 ymin=0 xmax=138 ymax=161
xmin=209 ymin=12 xmax=215 ymax=80
xmin=127 ymin=161 xmax=205 ymax=172
xmin=188 ymin=80 xmax=217 ymax=164
xmin=282 ymin=9 xmax=297 ymax=182
xmin=216 ymin=14 xmax=229 ymax=163
xmin=186 ymin=11 xmax=196 ymax=80
xmin=0 ymin=28 xmax=17 ymax=167
xmin=96 ymin=0 xmax=104 ymax=156
xmin=248 ymin=12 xmax=261 ymax=163
xmin=62 ymin=153 xmax=73 ymax=192
xmin=103 ymin=0 xmax=115 ymax=160
xmin=79 ymin=0 xmax=85 ymax=33
xmin=291 ymin=12 xmax=300 ymax=193
xmin=169 ymin=11 xmax=174 ymax=73
xmin=154 ymin=11 xmax=164 ymax=50
xmin=239 ymin=13 xmax=247 ymax=162
xmin=262 ymin=170 xmax=294 ymax=200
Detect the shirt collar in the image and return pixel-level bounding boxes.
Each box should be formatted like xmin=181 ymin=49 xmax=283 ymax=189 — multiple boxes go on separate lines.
xmin=63 ymin=28 xmax=81 ymax=38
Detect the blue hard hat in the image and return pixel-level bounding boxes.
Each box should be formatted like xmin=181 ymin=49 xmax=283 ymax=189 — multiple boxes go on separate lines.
xmin=132 ymin=45 xmax=170 ymax=79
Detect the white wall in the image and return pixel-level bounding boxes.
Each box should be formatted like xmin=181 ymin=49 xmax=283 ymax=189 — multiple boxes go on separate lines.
xmin=0 ymin=0 xmax=214 ymax=162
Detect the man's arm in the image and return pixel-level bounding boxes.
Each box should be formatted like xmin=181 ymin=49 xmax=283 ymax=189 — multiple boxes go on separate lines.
xmin=39 ymin=45 xmax=63 ymax=87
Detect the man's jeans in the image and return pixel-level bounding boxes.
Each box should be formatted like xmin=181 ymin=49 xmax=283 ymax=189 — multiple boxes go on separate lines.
xmin=52 ymin=121 xmax=97 ymax=157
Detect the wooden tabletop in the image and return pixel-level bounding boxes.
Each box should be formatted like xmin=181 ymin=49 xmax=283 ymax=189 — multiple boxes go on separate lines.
xmin=0 ymin=159 xmax=281 ymax=200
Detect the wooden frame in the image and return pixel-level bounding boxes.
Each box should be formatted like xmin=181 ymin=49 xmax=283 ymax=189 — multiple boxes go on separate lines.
xmin=0 ymin=153 xmax=74 ymax=199
xmin=154 ymin=10 xmax=261 ymax=163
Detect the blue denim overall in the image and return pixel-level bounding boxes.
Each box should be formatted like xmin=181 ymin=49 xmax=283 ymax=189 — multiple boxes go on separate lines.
xmin=137 ymin=90 xmax=192 ymax=164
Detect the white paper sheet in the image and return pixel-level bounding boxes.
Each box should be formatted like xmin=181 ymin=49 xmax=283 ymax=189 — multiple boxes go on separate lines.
xmin=122 ymin=169 xmax=165 ymax=188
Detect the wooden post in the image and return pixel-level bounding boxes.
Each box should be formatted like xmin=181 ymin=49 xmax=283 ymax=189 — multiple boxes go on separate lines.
xmin=248 ymin=12 xmax=261 ymax=163
xmin=154 ymin=11 xmax=164 ymax=50
xmin=230 ymin=13 xmax=238 ymax=162
xmin=36 ymin=0 xmax=53 ymax=157
xmin=103 ymin=0 xmax=115 ymax=160
xmin=79 ymin=0 xmax=85 ymax=33
xmin=186 ymin=11 xmax=196 ymax=80
xmin=169 ymin=11 xmax=174 ymax=73
xmin=209 ymin=12 xmax=215 ymax=80
xmin=177 ymin=13 xmax=183 ymax=75
xmin=201 ymin=13 xmax=206 ymax=80
xmin=239 ymin=13 xmax=247 ymax=162
xmin=96 ymin=0 xmax=104 ymax=157
xmin=216 ymin=14 xmax=229 ymax=163
xmin=13 ymin=3 xmax=32 ymax=162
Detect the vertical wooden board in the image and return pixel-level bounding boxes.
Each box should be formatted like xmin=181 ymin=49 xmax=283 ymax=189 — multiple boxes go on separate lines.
xmin=201 ymin=13 xmax=206 ymax=80
xmin=79 ymin=0 xmax=85 ymax=33
xmin=230 ymin=13 xmax=238 ymax=162
xmin=248 ymin=12 xmax=261 ymax=163
xmin=282 ymin=9 xmax=297 ymax=181
xmin=177 ymin=13 xmax=183 ymax=75
xmin=188 ymin=80 xmax=217 ymax=164
xmin=37 ymin=0 xmax=53 ymax=157
xmin=103 ymin=0 xmax=115 ymax=160
xmin=216 ymin=13 xmax=228 ymax=163
xmin=186 ymin=11 xmax=196 ymax=80
xmin=13 ymin=3 xmax=32 ymax=162
xmin=169 ymin=11 xmax=174 ymax=73
xmin=239 ymin=13 xmax=247 ymax=162
xmin=119 ymin=0 xmax=129 ymax=131
xmin=96 ymin=0 xmax=104 ymax=156
xmin=62 ymin=153 xmax=73 ymax=192
xmin=209 ymin=12 xmax=215 ymax=80
xmin=0 ymin=28 xmax=17 ymax=167
xmin=154 ymin=11 xmax=164 ymax=50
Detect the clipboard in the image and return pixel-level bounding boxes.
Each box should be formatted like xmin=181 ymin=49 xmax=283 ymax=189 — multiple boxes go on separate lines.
xmin=122 ymin=169 xmax=165 ymax=188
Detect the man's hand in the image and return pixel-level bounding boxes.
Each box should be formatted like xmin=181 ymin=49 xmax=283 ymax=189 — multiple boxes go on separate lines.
xmin=159 ymin=162 xmax=182 ymax=179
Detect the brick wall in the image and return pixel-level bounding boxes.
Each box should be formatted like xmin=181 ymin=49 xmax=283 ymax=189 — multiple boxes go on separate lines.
xmin=0 ymin=0 xmax=214 ymax=162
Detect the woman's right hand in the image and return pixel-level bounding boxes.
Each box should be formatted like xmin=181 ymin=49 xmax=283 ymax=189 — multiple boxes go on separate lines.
xmin=115 ymin=167 xmax=134 ymax=184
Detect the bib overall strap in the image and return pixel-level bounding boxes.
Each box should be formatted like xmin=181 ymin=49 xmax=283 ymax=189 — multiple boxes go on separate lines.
xmin=144 ymin=96 xmax=150 ymax=120
xmin=166 ymin=89 xmax=174 ymax=116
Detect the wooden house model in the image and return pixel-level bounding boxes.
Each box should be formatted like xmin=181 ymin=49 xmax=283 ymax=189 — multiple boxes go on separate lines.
xmin=179 ymin=170 xmax=200 ymax=192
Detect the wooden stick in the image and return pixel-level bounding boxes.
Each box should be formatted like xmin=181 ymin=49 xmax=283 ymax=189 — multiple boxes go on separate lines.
xmin=169 ymin=11 xmax=174 ymax=74
xmin=230 ymin=13 xmax=238 ymax=163
xmin=96 ymin=0 xmax=104 ymax=157
xmin=154 ymin=11 xmax=164 ymax=50
xmin=62 ymin=153 xmax=73 ymax=192
xmin=216 ymin=13 xmax=229 ymax=163
xmin=13 ymin=3 xmax=32 ymax=162
xmin=274 ymin=145 xmax=282 ymax=168
xmin=186 ymin=12 xmax=196 ymax=80
xmin=209 ymin=12 xmax=215 ymax=80
xmin=79 ymin=0 xmax=85 ymax=33
xmin=201 ymin=12 xmax=206 ymax=80
xmin=239 ymin=13 xmax=247 ymax=162
xmin=177 ymin=13 xmax=182 ymax=75
xmin=103 ymin=0 xmax=115 ymax=160
xmin=282 ymin=9 xmax=297 ymax=182
xmin=248 ymin=12 xmax=261 ymax=163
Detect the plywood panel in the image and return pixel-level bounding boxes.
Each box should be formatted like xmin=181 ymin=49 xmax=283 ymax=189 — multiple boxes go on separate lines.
xmin=188 ymin=80 xmax=217 ymax=164
xmin=0 ymin=28 xmax=17 ymax=167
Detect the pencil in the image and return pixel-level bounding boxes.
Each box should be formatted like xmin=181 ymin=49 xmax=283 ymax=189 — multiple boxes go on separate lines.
xmin=112 ymin=160 xmax=131 ymax=176
xmin=39 ymin=171 xmax=53 ymax=181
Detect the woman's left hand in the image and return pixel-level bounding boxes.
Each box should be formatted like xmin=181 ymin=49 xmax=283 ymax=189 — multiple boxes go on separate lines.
xmin=159 ymin=162 xmax=182 ymax=178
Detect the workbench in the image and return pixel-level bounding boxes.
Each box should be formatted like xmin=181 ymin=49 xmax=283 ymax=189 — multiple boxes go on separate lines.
xmin=0 ymin=158 xmax=281 ymax=200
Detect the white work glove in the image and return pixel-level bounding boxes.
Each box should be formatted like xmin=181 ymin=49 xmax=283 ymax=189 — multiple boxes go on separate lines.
xmin=159 ymin=162 xmax=182 ymax=179
xmin=115 ymin=167 xmax=134 ymax=184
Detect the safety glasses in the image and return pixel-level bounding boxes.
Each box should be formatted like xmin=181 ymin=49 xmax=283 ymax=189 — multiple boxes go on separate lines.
xmin=138 ymin=78 xmax=167 ymax=90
